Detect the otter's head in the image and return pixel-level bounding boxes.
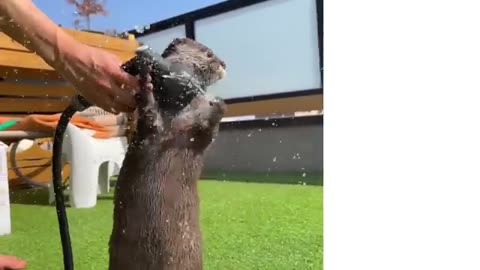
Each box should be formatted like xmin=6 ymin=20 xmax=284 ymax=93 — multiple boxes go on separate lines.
xmin=161 ymin=38 xmax=226 ymax=88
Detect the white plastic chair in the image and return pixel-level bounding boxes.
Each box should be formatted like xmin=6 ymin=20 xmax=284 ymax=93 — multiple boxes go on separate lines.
xmin=48 ymin=123 xmax=128 ymax=208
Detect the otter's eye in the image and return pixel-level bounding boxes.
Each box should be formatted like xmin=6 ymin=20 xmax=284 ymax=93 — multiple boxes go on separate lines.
xmin=207 ymin=51 xmax=213 ymax=58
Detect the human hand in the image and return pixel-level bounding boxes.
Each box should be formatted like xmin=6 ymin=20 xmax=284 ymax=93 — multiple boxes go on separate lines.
xmin=0 ymin=255 xmax=26 ymax=270
xmin=56 ymin=43 xmax=140 ymax=114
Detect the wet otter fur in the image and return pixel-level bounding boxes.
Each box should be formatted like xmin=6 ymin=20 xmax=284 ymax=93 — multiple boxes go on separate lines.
xmin=108 ymin=38 xmax=227 ymax=270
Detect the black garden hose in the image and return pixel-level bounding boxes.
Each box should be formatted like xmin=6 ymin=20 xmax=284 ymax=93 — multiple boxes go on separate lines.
xmin=51 ymin=95 xmax=92 ymax=270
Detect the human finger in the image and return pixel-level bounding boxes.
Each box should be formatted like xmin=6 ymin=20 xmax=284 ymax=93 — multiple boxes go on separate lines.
xmin=107 ymin=91 xmax=136 ymax=113
xmin=106 ymin=80 xmax=137 ymax=109
xmin=113 ymin=69 xmax=140 ymax=92
xmin=101 ymin=99 xmax=121 ymax=115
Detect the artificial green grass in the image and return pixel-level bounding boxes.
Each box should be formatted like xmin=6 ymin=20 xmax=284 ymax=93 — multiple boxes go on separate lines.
xmin=0 ymin=181 xmax=323 ymax=270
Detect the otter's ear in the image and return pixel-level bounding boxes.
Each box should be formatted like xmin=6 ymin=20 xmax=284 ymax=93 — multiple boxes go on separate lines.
xmin=161 ymin=42 xmax=177 ymax=57
xmin=172 ymin=38 xmax=188 ymax=45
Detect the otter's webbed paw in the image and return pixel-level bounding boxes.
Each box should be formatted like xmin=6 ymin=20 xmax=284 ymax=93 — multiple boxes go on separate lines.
xmin=135 ymin=65 xmax=163 ymax=132
xmin=172 ymin=94 xmax=226 ymax=133
xmin=135 ymin=65 xmax=156 ymax=113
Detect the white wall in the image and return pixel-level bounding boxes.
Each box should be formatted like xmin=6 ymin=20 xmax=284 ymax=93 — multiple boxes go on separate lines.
xmin=203 ymin=124 xmax=323 ymax=173
xmin=195 ymin=0 xmax=321 ymax=99
xmin=136 ymin=0 xmax=321 ymax=99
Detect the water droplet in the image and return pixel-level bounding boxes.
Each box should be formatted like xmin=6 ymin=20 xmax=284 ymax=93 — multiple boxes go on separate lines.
xmin=190 ymin=137 xmax=195 ymax=142
xmin=247 ymin=132 xmax=252 ymax=137
xmin=272 ymin=157 xmax=277 ymax=162
xmin=122 ymin=229 xmax=126 ymax=234
xmin=302 ymin=172 xmax=307 ymax=177
xmin=258 ymin=128 xmax=262 ymax=132
xmin=134 ymin=25 xmax=144 ymax=33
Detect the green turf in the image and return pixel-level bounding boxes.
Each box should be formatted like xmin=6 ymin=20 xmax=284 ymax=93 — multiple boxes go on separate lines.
xmin=0 ymin=181 xmax=323 ymax=270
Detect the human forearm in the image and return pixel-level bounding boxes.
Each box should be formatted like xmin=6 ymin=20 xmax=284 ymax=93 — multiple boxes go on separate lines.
xmin=0 ymin=0 xmax=139 ymax=113
xmin=0 ymin=0 xmax=80 ymax=70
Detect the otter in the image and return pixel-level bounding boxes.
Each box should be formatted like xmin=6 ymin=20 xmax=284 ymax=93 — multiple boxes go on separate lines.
xmin=108 ymin=38 xmax=227 ymax=270
xmin=124 ymin=38 xmax=226 ymax=143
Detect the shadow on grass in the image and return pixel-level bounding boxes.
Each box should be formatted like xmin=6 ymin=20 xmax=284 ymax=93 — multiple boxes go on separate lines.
xmin=9 ymin=187 xmax=51 ymax=206
xmin=9 ymin=172 xmax=321 ymax=206
xmin=201 ymin=171 xmax=323 ymax=186
xmin=10 ymin=187 xmax=115 ymax=206
xmin=97 ymin=193 xmax=114 ymax=200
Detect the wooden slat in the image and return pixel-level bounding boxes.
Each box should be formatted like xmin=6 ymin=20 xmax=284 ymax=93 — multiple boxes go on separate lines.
xmin=0 ymin=97 xmax=69 ymax=113
xmin=0 ymin=48 xmax=135 ymax=71
xmin=0 ymin=33 xmax=29 ymax=52
xmin=0 ymin=94 xmax=323 ymax=115
xmin=63 ymin=28 xmax=139 ymax=52
xmin=224 ymin=94 xmax=323 ymax=117
xmin=0 ymin=66 xmax=62 ymax=80
xmin=0 ymin=28 xmax=139 ymax=53
xmin=0 ymin=49 xmax=52 ymax=71
xmin=0 ymin=50 xmax=136 ymax=80
xmin=0 ymin=27 xmax=138 ymax=83
xmin=7 ymin=140 xmax=71 ymax=185
xmin=0 ymin=81 xmax=75 ymax=97
xmin=9 ymin=139 xmax=54 ymax=160
xmin=8 ymin=158 xmax=51 ymax=169
xmin=8 ymin=164 xmax=71 ymax=185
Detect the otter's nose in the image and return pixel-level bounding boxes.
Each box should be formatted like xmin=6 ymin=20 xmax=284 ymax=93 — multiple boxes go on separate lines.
xmin=218 ymin=66 xmax=227 ymax=80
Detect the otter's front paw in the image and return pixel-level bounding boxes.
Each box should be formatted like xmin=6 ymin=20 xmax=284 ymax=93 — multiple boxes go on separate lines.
xmin=135 ymin=64 xmax=156 ymax=114
xmin=172 ymin=95 xmax=226 ymax=132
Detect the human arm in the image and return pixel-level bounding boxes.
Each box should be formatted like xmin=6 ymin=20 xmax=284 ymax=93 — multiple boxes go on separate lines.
xmin=0 ymin=0 xmax=139 ymax=113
